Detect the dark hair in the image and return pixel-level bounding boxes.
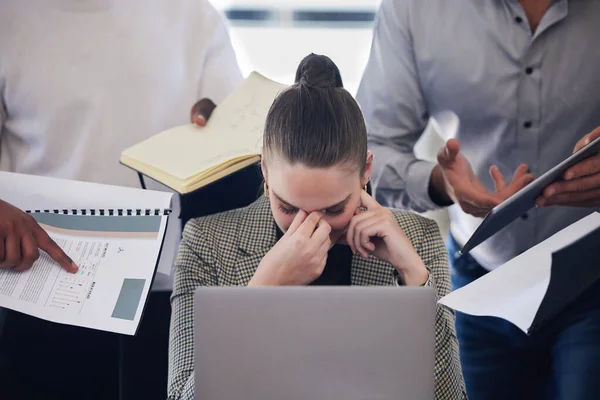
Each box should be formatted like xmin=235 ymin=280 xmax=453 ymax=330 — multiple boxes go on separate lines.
xmin=263 ymin=53 xmax=367 ymax=175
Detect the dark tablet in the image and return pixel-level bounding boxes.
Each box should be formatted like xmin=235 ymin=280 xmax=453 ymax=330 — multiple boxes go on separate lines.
xmin=461 ymin=135 xmax=600 ymax=254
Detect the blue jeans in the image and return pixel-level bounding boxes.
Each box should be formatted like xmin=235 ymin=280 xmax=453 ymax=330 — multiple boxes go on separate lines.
xmin=448 ymin=235 xmax=600 ymax=400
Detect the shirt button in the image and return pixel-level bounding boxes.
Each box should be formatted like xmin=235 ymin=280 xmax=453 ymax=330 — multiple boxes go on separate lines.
xmin=515 ymin=16 xmax=523 ymax=23
xmin=524 ymin=121 xmax=532 ymax=128
xmin=521 ymin=213 xmax=529 ymax=220
xmin=525 ymin=67 xmax=534 ymax=75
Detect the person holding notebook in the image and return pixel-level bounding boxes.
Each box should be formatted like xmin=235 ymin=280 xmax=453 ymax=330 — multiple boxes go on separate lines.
xmin=356 ymin=0 xmax=600 ymax=398
xmin=0 ymin=1 xmax=242 ymax=398
xmin=168 ymin=54 xmax=466 ymax=400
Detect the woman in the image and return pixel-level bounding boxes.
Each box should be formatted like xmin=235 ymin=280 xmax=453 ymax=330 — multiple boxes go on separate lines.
xmin=168 ymin=54 xmax=465 ymax=400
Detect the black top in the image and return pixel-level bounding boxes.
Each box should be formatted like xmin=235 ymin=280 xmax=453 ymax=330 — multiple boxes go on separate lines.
xmin=276 ymin=227 xmax=352 ymax=285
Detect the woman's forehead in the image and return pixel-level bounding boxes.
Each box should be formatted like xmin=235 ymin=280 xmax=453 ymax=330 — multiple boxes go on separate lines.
xmin=268 ymin=163 xmax=358 ymax=211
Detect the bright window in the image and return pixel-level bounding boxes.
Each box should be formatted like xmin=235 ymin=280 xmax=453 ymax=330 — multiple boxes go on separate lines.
xmin=211 ymin=0 xmax=382 ymax=94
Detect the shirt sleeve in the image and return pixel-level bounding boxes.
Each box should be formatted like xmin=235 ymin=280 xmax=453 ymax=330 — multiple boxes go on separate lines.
xmin=196 ymin=2 xmax=244 ymax=104
xmin=167 ymin=221 xmax=218 ymax=400
xmin=356 ymin=0 xmax=440 ymax=212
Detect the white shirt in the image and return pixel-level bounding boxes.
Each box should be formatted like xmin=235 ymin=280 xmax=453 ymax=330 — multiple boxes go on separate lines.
xmin=357 ymin=0 xmax=600 ymax=270
xmin=0 ymin=0 xmax=243 ymax=289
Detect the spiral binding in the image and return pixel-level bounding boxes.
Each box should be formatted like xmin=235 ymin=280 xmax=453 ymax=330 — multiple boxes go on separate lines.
xmin=25 ymin=209 xmax=172 ymax=216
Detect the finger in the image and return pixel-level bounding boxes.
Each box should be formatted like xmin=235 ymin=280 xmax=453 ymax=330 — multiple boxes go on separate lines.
xmin=353 ymin=216 xmax=382 ymax=259
xmin=359 ymin=189 xmax=381 ymax=211
xmin=504 ymin=172 xmax=535 ymax=197
xmin=0 ymin=237 xmax=4 ymax=264
xmin=311 ymin=219 xmax=332 ymax=245
xmin=352 ymin=224 xmax=370 ymax=259
xmin=190 ymin=98 xmax=217 ymax=127
xmin=0 ymin=234 xmax=20 ymax=269
xmin=345 ymin=211 xmax=376 ymax=254
xmin=512 ymin=163 xmax=530 ymax=180
xmin=573 ymin=126 xmax=600 ymax=153
xmin=489 ymin=165 xmax=506 ymax=191
xmin=33 ymin=228 xmax=78 ymax=273
xmin=357 ymin=219 xmax=382 ymax=255
xmin=538 ymin=188 xmax=600 ymax=207
xmin=543 ymin=174 xmax=600 ymax=198
xmin=554 ymin=198 xmax=600 ymax=208
xmin=14 ymin=232 xmax=40 ymax=272
xmin=318 ymin=236 xmax=331 ymax=256
xmin=563 ymin=155 xmax=600 ymax=181
xmin=296 ymin=212 xmax=324 ymax=237
xmin=285 ymin=210 xmax=308 ymax=236
xmin=437 ymin=139 xmax=460 ymax=168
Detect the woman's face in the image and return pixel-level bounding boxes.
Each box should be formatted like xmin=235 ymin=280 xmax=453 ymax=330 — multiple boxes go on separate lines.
xmin=263 ymin=153 xmax=372 ymax=244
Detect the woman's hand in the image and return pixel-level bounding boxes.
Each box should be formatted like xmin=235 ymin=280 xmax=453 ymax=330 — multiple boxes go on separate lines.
xmin=249 ymin=210 xmax=331 ymax=286
xmin=344 ymin=191 xmax=429 ymax=286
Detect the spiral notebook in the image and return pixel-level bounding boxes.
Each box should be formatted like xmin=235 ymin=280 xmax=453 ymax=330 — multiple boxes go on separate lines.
xmin=0 ymin=172 xmax=173 ymax=335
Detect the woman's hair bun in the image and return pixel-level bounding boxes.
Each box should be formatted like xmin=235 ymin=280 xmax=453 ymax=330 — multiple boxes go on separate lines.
xmin=294 ymin=53 xmax=344 ymax=89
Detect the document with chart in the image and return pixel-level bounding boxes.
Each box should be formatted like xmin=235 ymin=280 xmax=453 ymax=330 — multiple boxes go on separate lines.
xmin=0 ymin=172 xmax=173 ymax=335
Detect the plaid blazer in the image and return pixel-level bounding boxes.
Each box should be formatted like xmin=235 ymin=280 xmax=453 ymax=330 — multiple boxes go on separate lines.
xmin=167 ymin=197 xmax=466 ymax=400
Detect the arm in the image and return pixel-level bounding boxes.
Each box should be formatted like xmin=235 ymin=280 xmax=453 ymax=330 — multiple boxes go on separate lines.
xmin=167 ymin=221 xmax=218 ymax=400
xmin=356 ymin=0 xmax=439 ymax=212
xmin=189 ymin=2 xmax=243 ymax=126
xmin=418 ymin=219 xmax=466 ymax=400
xmin=196 ymin=2 xmax=243 ymax=105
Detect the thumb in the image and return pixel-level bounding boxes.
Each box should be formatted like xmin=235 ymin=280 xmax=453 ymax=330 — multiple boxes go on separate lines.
xmin=33 ymin=228 xmax=78 ymax=273
xmin=437 ymin=139 xmax=460 ymax=168
xmin=190 ymin=98 xmax=217 ymax=127
xmin=573 ymin=126 xmax=600 ymax=153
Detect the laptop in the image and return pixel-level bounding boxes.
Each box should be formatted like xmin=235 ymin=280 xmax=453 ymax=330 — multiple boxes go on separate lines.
xmin=194 ymin=286 xmax=435 ymax=400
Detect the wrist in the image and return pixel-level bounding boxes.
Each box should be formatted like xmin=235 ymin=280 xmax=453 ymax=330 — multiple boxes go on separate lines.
xmin=249 ymin=264 xmax=278 ymax=286
xmin=428 ymin=165 xmax=453 ymax=207
xmin=395 ymin=262 xmax=429 ymax=286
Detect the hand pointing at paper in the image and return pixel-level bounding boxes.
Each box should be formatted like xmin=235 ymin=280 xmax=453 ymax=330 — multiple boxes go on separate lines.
xmin=0 ymin=199 xmax=78 ymax=273
xmin=537 ymin=126 xmax=600 ymax=208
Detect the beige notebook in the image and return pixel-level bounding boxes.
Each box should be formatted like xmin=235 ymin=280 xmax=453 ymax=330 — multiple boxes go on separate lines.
xmin=120 ymin=72 xmax=287 ymax=194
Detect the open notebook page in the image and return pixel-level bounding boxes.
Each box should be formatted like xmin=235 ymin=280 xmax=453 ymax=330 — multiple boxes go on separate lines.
xmin=120 ymin=72 xmax=287 ymax=184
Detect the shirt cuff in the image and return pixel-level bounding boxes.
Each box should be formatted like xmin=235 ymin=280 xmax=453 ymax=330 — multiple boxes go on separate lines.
xmin=405 ymin=159 xmax=443 ymax=211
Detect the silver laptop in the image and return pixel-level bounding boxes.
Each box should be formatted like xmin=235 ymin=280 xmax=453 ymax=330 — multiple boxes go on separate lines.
xmin=194 ymin=286 xmax=435 ymax=400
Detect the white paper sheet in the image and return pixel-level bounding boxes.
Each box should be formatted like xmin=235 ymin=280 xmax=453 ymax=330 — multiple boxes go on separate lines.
xmin=0 ymin=172 xmax=173 ymax=334
xmin=0 ymin=171 xmax=172 ymax=211
xmin=0 ymin=216 xmax=168 ymax=335
xmin=438 ymin=212 xmax=600 ymax=333
xmin=0 ymin=171 xmax=177 ymax=277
